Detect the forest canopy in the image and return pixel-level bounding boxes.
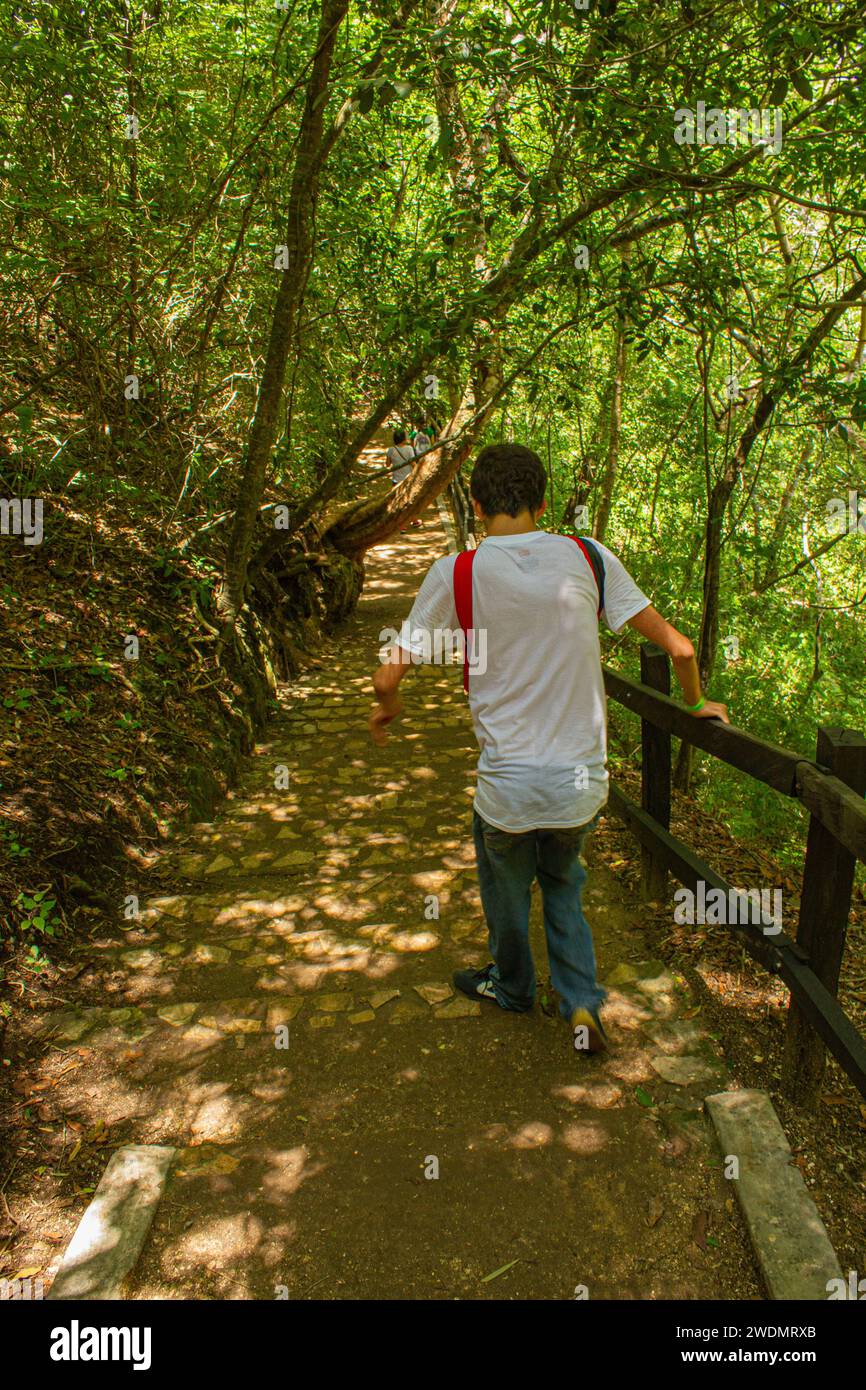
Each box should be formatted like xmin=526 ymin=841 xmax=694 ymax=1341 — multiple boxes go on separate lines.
xmin=2 ymin=0 xmax=866 ymax=856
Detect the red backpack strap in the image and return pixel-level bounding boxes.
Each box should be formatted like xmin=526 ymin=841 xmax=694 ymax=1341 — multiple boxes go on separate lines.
xmin=452 ymin=549 xmax=476 ymax=693
xmin=568 ymin=535 xmax=604 ymax=617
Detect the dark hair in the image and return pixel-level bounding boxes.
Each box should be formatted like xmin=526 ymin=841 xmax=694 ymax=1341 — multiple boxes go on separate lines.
xmin=393 ymin=429 xmax=407 ymax=445
xmin=470 ymin=444 xmax=546 ymax=518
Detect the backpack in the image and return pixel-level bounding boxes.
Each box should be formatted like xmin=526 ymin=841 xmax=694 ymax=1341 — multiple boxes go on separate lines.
xmin=452 ymin=535 xmax=606 ymax=693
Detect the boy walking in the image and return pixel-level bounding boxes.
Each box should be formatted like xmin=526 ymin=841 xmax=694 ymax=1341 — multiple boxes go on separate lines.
xmin=369 ymin=444 xmax=728 ymax=1052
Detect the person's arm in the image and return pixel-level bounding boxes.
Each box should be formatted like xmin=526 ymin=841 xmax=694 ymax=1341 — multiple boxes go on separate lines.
xmin=369 ymin=645 xmax=413 ymax=745
xmin=626 ymin=605 xmax=729 ymax=723
xmin=369 ymin=560 xmax=453 ymax=745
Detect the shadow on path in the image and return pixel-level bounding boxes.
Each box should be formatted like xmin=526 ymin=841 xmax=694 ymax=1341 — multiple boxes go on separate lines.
xmin=37 ymin=504 xmax=761 ymax=1300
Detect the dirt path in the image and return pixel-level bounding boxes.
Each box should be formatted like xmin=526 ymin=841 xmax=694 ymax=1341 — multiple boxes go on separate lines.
xmin=34 ymin=503 xmax=761 ymax=1300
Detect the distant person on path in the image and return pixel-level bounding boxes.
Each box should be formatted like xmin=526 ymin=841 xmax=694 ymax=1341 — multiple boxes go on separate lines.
xmin=387 ymin=428 xmax=423 ymax=530
xmin=412 ymin=423 xmax=435 ymax=457
xmin=386 ymin=429 xmax=416 ymax=487
xmin=369 ymin=443 xmax=729 ymax=1054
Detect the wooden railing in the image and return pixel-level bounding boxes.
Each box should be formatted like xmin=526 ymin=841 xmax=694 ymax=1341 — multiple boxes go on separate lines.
xmin=605 ymin=644 xmax=866 ymax=1106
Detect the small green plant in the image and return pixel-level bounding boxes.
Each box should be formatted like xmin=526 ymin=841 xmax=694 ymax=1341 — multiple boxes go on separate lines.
xmin=14 ymin=888 xmax=62 ymax=938
xmin=50 ymin=685 xmax=81 ymax=723
xmin=1 ymin=824 xmax=30 ymax=858
xmin=3 ymin=688 xmax=34 ymax=712
xmin=24 ymin=942 xmax=49 ymax=973
xmin=86 ymin=651 xmax=113 ymax=681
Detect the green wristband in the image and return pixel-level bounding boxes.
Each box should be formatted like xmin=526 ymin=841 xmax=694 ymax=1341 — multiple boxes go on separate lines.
xmin=685 ymin=696 xmax=706 ymax=712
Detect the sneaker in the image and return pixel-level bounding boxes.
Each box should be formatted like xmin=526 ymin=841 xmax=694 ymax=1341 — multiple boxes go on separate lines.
xmin=571 ymin=1006 xmax=608 ymax=1054
xmin=453 ymin=963 xmax=501 ymax=1006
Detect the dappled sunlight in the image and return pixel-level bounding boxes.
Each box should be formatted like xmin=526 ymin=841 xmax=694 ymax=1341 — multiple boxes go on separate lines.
xmin=507 ymin=1120 xmax=555 ymax=1149
xmin=172 ymin=1212 xmax=267 ymax=1268
xmin=469 ymin=1111 xmax=613 ymax=1157
xmin=188 ymin=1085 xmax=264 ymax=1145
xmin=409 ymin=869 xmax=452 ymax=892
xmin=600 ymin=990 xmax=653 ymax=1034
xmin=261 ymin=1147 xmax=325 ymax=1201
xmin=249 ymin=1079 xmax=292 ymax=1103
xmin=551 ymin=1082 xmax=624 ymax=1109
xmin=17 ymin=486 xmax=760 ymax=1305
xmin=605 ymin=1054 xmax=657 ymax=1085
xmin=559 ymin=1121 xmax=610 ymax=1155
xmin=361 ymin=925 xmax=440 ymax=952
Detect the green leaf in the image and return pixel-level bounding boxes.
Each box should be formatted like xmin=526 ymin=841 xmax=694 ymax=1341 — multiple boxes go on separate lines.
xmin=480 ymin=1258 xmax=520 ymax=1283
xmin=769 ymin=76 xmax=788 ymax=105
xmin=437 ymin=122 xmax=455 ymax=160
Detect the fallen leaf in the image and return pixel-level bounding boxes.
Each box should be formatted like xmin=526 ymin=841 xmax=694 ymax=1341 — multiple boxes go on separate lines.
xmin=645 ymin=1196 xmax=665 ymax=1228
xmin=691 ymin=1210 xmax=710 ymax=1250
xmin=480 ymin=1258 xmax=520 ymax=1284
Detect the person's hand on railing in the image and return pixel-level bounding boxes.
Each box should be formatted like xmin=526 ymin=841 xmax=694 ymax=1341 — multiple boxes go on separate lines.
xmin=688 ymin=697 xmax=730 ymax=723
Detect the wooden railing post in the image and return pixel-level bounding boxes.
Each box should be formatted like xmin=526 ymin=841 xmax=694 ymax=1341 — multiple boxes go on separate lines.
xmin=782 ymin=727 xmax=866 ymax=1106
xmin=639 ymin=643 xmax=671 ymax=901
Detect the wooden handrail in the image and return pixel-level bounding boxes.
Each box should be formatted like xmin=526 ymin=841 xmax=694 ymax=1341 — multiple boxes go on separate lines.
xmin=603 ymin=665 xmax=807 ymax=796
xmin=604 ymin=665 xmax=866 ymax=853
xmin=605 ymin=646 xmax=866 ymax=1106
xmin=796 ymin=759 xmax=866 ymax=864
xmin=607 ymin=784 xmax=866 ymax=1098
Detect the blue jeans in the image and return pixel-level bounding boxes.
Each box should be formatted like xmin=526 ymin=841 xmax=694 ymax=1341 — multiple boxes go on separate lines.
xmin=472 ymin=808 xmax=606 ymax=1019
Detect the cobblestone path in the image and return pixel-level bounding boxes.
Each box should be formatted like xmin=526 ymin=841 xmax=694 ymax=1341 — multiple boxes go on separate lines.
xmin=36 ymin=501 xmax=760 ymax=1300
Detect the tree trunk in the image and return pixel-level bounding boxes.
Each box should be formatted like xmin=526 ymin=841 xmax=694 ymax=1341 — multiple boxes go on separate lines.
xmin=322 ymin=369 xmax=504 ymax=557
xmin=759 ymin=437 xmax=814 ymax=590
xmin=216 ymin=0 xmax=349 ymax=625
xmin=592 ymin=315 xmax=628 ymax=543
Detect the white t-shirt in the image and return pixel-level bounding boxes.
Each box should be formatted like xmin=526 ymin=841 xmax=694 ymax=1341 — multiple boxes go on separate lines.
xmin=413 ymin=432 xmax=432 ymax=455
xmin=387 ymin=444 xmax=415 ymax=482
xmin=396 ymin=531 xmax=649 ymax=832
